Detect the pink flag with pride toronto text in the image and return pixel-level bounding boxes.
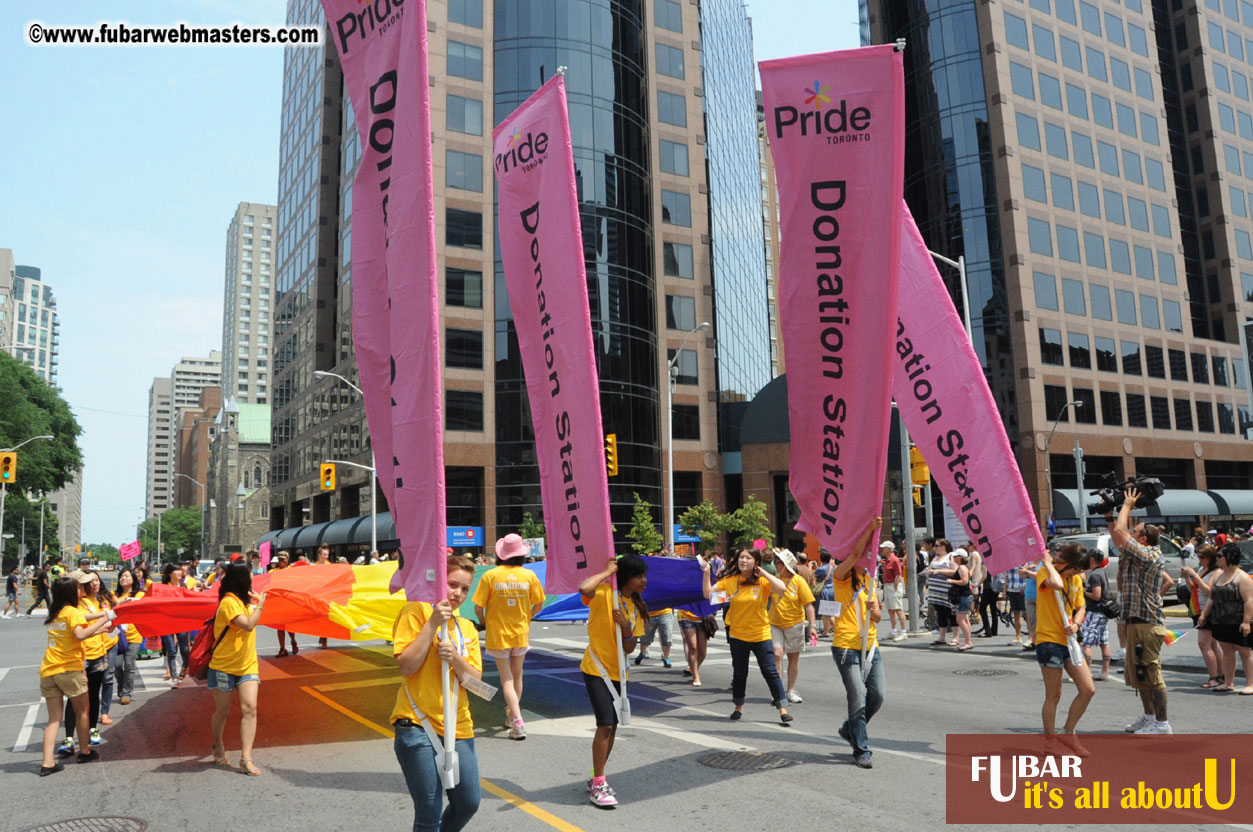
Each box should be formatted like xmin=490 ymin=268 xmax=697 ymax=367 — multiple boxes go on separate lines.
xmin=894 ymin=206 xmax=1046 ymax=574
xmin=322 ymin=0 xmax=446 ymax=601
xmin=760 ymin=46 xmax=905 ymax=562
xmin=493 ymin=76 xmax=615 ymax=594
xmin=258 ymin=540 xmax=271 ymax=572
xmin=119 ymin=541 xmax=141 ymax=561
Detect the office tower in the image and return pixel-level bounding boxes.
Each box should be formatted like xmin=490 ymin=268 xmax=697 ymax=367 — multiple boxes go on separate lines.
xmin=1 ymin=263 xmax=60 ymax=384
xmin=862 ymin=0 xmax=1253 ymax=530
xmin=221 ymin=202 xmax=278 ymax=405
xmin=268 ymin=0 xmax=772 ymax=544
xmin=146 ymin=351 xmax=221 ymax=518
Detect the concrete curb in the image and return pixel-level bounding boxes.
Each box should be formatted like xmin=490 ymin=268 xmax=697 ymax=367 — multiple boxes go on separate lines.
xmin=880 ymin=631 xmax=1208 ymax=675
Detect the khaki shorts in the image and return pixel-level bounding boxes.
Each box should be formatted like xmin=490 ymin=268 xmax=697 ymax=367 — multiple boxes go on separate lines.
xmin=1124 ymin=621 xmax=1167 ymax=691
xmin=485 ymin=645 xmax=529 ymax=660
xmin=883 ymin=583 xmax=903 ymax=611
xmin=771 ymin=622 xmax=806 ymax=653
xmin=40 ymin=670 xmax=88 ymax=699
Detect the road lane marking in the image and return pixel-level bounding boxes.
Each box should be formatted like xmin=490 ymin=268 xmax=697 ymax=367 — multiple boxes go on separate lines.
xmin=300 ymin=685 xmax=588 ymax=832
xmin=0 ymin=667 xmax=9 ymax=685
xmin=13 ymin=703 xmax=39 ymax=753
xmin=297 ymin=650 xmax=381 ymax=675
xmin=315 ymin=677 xmax=396 ymax=692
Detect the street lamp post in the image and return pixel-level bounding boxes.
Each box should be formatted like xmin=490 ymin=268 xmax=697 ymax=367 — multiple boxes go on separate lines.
xmin=664 ymin=322 xmax=710 ymax=553
xmin=314 ymin=371 xmax=378 ymax=556
xmin=928 ymin=251 xmax=971 ymax=341
xmin=0 ymin=435 xmax=54 ymax=564
xmin=1042 ymin=400 xmax=1083 ymax=534
xmin=174 ymin=473 xmax=207 ymax=561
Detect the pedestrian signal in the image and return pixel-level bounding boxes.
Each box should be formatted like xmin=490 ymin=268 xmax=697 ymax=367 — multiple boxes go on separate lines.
xmin=319 ymin=462 xmax=337 ymax=491
xmin=605 ymin=434 xmax=619 ymax=477
xmin=0 ymin=452 xmax=15 ymax=484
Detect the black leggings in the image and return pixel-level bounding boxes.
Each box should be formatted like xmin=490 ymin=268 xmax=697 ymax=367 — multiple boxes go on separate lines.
xmin=65 ymin=662 xmax=106 ymax=736
xmin=977 ymin=585 xmax=999 ymax=635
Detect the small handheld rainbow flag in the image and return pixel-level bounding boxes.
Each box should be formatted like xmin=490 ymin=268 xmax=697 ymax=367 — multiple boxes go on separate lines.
xmin=1163 ymin=628 xmax=1190 ymax=647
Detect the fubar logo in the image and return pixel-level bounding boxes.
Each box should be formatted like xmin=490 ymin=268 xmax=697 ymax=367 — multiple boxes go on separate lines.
xmin=773 ymin=82 xmax=872 ymax=141
xmin=495 ymin=128 xmax=549 ymax=174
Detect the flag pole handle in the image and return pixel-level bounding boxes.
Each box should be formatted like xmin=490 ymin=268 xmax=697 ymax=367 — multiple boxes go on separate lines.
xmin=439 ymin=622 xmax=457 ymax=788
xmin=610 ymin=582 xmax=630 ymax=724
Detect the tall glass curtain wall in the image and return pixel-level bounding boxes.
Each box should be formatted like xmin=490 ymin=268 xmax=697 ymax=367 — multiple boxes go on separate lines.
xmin=493 ymin=0 xmax=660 ymax=539
xmin=698 ymin=1 xmax=773 ymax=443
xmin=862 ymin=0 xmax=1021 ymax=442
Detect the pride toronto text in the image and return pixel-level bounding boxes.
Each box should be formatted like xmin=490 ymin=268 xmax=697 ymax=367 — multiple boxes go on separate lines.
xmin=810 ymin=181 xmax=850 ymax=536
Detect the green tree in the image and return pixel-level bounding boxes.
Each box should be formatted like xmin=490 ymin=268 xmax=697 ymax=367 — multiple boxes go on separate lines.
xmin=137 ymin=507 xmax=203 ymax=562
xmin=517 ymin=511 xmax=546 ymax=541
xmin=725 ymin=494 xmax=774 ymax=552
xmin=0 ymin=352 xmax=83 ymax=562
xmin=83 ymin=543 xmax=121 ymax=565
xmin=677 ymin=499 xmax=727 ymax=555
xmin=625 ymin=492 xmax=663 ymax=555
xmin=0 ymin=492 xmax=59 ymax=569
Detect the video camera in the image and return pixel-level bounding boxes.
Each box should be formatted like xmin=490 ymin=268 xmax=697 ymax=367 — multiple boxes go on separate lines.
xmin=1086 ymin=472 xmax=1166 ymax=516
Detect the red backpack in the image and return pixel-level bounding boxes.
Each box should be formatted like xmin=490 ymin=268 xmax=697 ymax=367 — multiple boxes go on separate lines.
xmin=186 ymin=615 xmax=230 ymax=681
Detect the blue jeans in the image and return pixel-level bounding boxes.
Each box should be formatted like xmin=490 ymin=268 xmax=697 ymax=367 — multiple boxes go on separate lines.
xmin=832 ymin=646 xmax=885 ymax=757
xmin=162 ymin=632 xmax=190 ymax=677
xmin=393 ymin=723 xmax=480 ymax=832
xmin=728 ymin=637 xmax=786 ymax=707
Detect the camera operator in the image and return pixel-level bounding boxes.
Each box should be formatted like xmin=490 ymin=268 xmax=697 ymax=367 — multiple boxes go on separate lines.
xmin=1106 ymin=486 xmax=1172 ymax=734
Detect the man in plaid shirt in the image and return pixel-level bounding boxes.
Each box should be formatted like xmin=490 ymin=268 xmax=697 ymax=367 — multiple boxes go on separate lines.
xmin=1002 ymin=565 xmax=1028 ymax=644
xmin=1107 ymin=486 xmax=1172 ymax=735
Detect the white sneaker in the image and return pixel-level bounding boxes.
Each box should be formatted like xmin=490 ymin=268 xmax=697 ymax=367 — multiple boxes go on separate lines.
xmin=1135 ymin=721 xmax=1172 ymax=735
xmin=786 ymin=689 xmax=803 ymax=704
xmin=1112 ymin=648 xmax=1126 ymax=661
xmin=892 ymin=632 xmax=906 ymax=642
xmin=1124 ymin=714 xmax=1154 ymax=733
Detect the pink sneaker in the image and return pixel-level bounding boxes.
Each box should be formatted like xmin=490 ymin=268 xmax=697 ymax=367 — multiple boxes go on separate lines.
xmin=589 ymin=781 xmax=618 ymax=808
xmin=508 ymin=718 xmax=527 ymax=741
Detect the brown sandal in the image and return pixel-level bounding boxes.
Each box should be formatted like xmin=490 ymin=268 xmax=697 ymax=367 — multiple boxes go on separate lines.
xmin=239 ymin=758 xmax=260 ymax=776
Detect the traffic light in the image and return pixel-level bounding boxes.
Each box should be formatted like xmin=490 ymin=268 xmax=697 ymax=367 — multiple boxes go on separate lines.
xmin=909 ymin=445 xmax=930 ymax=486
xmin=319 ymin=462 xmax=337 ymax=491
xmin=0 ymin=452 xmax=15 ymax=484
xmin=605 ymin=434 xmax=619 ymax=477
xmin=912 ymin=485 xmax=923 ymax=507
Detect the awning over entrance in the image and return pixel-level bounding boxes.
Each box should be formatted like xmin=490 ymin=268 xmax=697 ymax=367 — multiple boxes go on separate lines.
xmin=1051 ymin=489 xmax=1220 ymax=518
xmin=1208 ymin=490 xmax=1253 ymax=516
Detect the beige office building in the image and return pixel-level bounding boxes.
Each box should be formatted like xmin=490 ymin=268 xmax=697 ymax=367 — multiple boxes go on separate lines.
xmin=221 ymin=202 xmax=277 ymax=405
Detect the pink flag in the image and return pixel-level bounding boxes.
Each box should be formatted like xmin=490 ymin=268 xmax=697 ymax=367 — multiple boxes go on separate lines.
xmin=760 ymin=46 xmax=905 ymax=560
xmin=258 ymin=540 xmax=272 ymax=572
xmin=895 ymin=206 xmax=1046 ymax=574
xmin=493 ymin=76 xmax=614 ymax=593
xmin=119 ymin=541 xmax=141 ymax=561
xmin=323 ymin=0 xmax=446 ymax=601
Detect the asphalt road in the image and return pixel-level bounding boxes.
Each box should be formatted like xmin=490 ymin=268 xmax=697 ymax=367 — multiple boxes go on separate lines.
xmin=0 ymin=613 xmax=1250 ymax=832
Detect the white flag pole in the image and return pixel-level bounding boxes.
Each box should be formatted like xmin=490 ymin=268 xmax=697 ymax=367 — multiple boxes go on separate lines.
xmin=610 ymin=583 xmax=631 ymax=724
xmin=439 ymin=622 xmax=459 ymax=789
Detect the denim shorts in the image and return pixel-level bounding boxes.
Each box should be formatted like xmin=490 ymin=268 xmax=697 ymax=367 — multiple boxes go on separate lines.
xmin=206 ymin=668 xmax=260 ymax=691
xmin=955 ymin=594 xmax=974 ymax=614
xmin=1035 ymin=641 xmax=1071 ymax=669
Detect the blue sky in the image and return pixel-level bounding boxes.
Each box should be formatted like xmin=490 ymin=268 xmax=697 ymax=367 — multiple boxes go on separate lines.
xmin=1 ymin=0 xmax=857 ymax=545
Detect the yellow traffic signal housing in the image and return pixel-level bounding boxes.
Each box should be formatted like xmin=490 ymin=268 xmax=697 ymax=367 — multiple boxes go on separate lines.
xmin=319 ymin=462 xmax=337 ymax=491
xmin=605 ymin=434 xmax=619 ymax=477
xmin=0 ymin=452 xmax=16 ymax=484
xmin=909 ymin=445 xmax=930 ymax=486
xmin=912 ymin=485 xmax=923 ymax=507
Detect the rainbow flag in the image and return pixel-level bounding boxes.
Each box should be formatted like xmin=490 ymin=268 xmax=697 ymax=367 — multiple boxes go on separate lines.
xmin=1163 ymin=628 xmax=1189 ymax=647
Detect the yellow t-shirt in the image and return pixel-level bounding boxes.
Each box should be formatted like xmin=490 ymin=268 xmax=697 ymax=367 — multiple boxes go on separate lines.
xmin=99 ymin=598 xmax=119 ymax=651
xmin=832 ymin=572 xmax=878 ymax=650
xmin=209 ymin=594 xmax=259 ymax=676
xmin=648 ymin=607 xmax=674 ymax=618
xmin=470 ymin=565 xmax=546 ymax=650
xmin=184 ymin=576 xmax=198 ymax=591
xmin=119 ymin=591 xmax=146 ymax=645
xmin=1035 ymin=569 xmax=1085 ymax=647
xmin=41 ymin=605 xmax=88 ymax=677
xmin=770 ymin=573 xmax=816 ymax=629
xmin=716 ymin=575 xmax=772 ymax=643
xmin=80 ymin=598 xmax=108 ymax=660
xmin=676 ymin=609 xmax=702 ymax=623
xmin=580 ymin=583 xmax=644 ymax=682
xmin=388 ymin=603 xmax=481 ymax=739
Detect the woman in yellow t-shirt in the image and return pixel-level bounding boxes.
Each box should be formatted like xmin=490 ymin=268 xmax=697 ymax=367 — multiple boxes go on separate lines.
xmin=578 ymin=555 xmax=647 ymax=809
xmin=701 ymin=547 xmax=792 ymax=725
xmin=770 ymin=550 xmax=816 ymax=704
xmin=1035 ymin=544 xmax=1094 ymax=749
xmin=471 ymin=533 xmax=545 ymax=740
xmin=60 ymin=570 xmax=113 ymax=755
xmin=392 ymin=556 xmax=483 ymax=830
xmin=207 ymin=563 xmax=267 ymax=775
xmin=829 ymin=517 xmax=885 ymax=769
xmin=676 ymin=606 xmax=709 ymax=687
xmin=112 ymin=568 xmax=145 ymax=706
xmin=39 ymin=576 xmax=114 ymax=775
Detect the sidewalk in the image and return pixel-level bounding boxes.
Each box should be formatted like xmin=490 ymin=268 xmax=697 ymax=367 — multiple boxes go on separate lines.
xmin=879 ymin=616 xmax=1208 ymax=675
